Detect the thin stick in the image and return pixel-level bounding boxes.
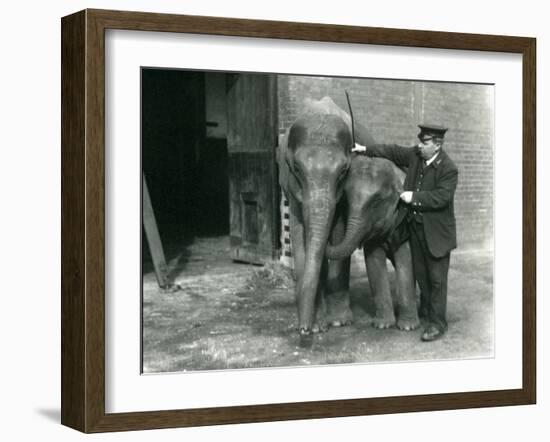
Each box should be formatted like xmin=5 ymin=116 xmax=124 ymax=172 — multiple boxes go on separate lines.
xmin=345 ymin=89 xmax=356 ymax=146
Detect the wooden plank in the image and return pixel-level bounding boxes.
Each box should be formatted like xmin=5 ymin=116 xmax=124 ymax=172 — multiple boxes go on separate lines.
xmin=228 ymin=152 xmax=276 ymax=264
xmin=142 ymin=173 xmax=169 ymax=288
xmin=88 ymin=8 xmax=533 ymax=53
xmin=522 ymin=37 xmax=537 ymax=403
xmin=61 ymin=10 xmax=86 ymax=432
xmin=227 ymin=74 xmax=278 ymax=263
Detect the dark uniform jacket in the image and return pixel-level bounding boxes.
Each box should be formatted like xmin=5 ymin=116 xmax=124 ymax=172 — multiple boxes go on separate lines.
xmin=366 ymin=144 xmax=458 ymax=258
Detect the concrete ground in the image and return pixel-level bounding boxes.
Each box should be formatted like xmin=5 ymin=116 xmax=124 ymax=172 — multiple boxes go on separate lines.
xmin=142 ymin=236 xmax=493 ymax=373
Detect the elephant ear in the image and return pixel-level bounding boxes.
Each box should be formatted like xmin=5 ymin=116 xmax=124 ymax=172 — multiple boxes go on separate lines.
xmin=277 ymin=127 xmax=292 ymax=197
xmin=278 ymin=126 xmax=292 ymax=162
xmin=276 ymin=131 xmax=284 ymax=165
xmin=391 ymin=163 xmax=407 ymax=193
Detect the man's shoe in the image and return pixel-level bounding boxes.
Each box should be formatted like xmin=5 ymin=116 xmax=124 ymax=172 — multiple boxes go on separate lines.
xmin=421 ymin=325 xmax=445 ymax=342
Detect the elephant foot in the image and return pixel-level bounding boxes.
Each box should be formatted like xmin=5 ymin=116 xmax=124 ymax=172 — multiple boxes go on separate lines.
xmin=396 ymin=316 xmax=420 ymax=331
xmin=371 ymin=315 xmax=396 ymax=329
xmin=325 ymin=291 xmax=353 ymax=328
xmin=327 ymin=310 xmax=353 ymax=328
xmin=311 ymin=321 xmax=329 ymax=334
xmin=299 ymin=328 xmax=314 ymax=348
xmin=330 ymin=318 xmax=353 ymax=328
xmin=295 ymin=321 xmax=328 ymax=334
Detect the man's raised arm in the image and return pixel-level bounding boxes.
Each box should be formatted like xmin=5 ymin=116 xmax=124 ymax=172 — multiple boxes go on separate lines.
xmin=352 ymin=142 xmax=416 ymax=168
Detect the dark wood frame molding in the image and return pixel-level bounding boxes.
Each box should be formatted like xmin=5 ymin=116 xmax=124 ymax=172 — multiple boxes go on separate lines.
xmin=61 ymin=9 xmax=536 ymax=433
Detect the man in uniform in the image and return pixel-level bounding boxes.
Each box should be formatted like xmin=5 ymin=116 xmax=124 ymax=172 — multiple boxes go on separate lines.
xmin=352 ymin=124 xmax=458 ymax=342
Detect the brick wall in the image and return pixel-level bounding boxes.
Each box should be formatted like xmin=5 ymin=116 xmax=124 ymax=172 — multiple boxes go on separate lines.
xmin=277 ymin=75 xmax=494 ymax=250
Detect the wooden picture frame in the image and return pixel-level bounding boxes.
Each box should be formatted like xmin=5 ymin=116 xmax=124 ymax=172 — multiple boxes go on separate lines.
xmin=61 ymin=8 xmax=536 ymax=433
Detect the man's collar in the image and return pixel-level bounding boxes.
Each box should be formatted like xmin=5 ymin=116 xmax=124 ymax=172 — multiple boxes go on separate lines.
xmin=425 ymin=151 xmax=440 ymax=167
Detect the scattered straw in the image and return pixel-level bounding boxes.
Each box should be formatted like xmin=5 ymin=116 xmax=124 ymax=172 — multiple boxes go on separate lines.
xmin=245 ymin=262 xmax=296 ymax=290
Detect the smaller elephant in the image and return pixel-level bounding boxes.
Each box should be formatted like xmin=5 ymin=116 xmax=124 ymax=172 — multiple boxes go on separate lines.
xmin=326 ymin=154 xmax=420 ymax=331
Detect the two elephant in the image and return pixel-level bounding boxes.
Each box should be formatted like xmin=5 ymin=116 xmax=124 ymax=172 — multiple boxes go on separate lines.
xmin=278 ymin=97 xmax=419 ymax=347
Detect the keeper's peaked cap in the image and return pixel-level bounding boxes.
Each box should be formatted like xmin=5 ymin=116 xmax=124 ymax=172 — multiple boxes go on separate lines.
xmin=418 ymin=124 xmax=448 ymax=141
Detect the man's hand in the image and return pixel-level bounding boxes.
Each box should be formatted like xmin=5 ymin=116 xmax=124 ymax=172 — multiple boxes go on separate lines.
xmin=400 ymin=191 xmax=413 ymax=204
xmin=351 ymin=142 xmax=367 ymax=153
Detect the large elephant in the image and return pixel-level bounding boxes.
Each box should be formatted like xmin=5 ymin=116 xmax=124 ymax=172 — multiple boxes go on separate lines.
xmin=325 ymin=155 xmax=420 ymax=330
xmin=278 ymin=101 xmax=356 ymax=348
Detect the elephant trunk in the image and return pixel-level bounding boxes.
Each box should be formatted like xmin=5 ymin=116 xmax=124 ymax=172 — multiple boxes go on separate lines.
xmin=325 ymin=213 xmax=367 ymax=260
xmin=296 ymin=188 xmax=335 ymax=346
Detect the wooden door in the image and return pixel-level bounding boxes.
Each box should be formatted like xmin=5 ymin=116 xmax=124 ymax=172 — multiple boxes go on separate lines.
xmin=226 ymin=73 xmax=279 ymax=264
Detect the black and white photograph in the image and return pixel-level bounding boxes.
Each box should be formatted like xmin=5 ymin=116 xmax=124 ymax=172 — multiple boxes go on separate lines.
xmin=141 ymin=69 xmax=494 ymax=373
xmin=4 ymin=0 xmax=544 ymax=438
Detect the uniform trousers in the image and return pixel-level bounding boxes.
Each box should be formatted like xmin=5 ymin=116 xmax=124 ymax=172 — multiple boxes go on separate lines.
xmin=409 ymin=219 xmax=450 ymax=332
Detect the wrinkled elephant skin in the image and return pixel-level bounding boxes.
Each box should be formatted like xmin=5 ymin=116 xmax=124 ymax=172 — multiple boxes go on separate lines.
xmin=278 ymin=100 xmax=354 ymax=347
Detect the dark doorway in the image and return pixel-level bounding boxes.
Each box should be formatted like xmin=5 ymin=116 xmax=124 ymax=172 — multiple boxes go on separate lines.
xmin=141 ymin=69 xmax=230 ymax=268
xmin=141 ymin=69 xmax=280 ymax=276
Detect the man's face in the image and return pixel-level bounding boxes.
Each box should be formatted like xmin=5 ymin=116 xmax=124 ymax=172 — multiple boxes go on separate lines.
xmin=417 ymin=137 xmax=441 ymax=160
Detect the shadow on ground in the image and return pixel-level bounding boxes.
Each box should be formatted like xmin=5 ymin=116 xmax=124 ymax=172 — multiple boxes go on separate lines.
xmin=142 ymin=237 xmax=493 ymax=373
xmin=35 ymin=408 xmax=60 ymax=423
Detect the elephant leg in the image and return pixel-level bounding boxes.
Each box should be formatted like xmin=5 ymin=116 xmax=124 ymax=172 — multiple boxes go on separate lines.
xmin=325 ymin=207 xmax=353 ymax=327
xmin=365 ymin=246 xmax=396 ymax=329
xmin=325 ymin=257 xmax=352 ymax=327
xmin=392 ymin=241 xmax=420 ymax=331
